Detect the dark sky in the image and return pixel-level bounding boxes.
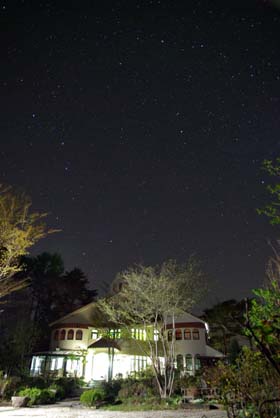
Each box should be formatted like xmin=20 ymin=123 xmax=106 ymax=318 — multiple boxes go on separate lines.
xmin=1 ymin=0 xmax=280 ymax=307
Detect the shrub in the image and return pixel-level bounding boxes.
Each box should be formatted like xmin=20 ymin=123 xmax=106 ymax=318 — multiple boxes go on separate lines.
xmin=80 ymin=388 xmax=106 ymax=407
xmin=54 ymin=377 xmax=78 ymax=396
xmin=21 ymin=376 xmax=47 ymax=389
xmin=100 ymin=380 xmax=122 ymax=403
xmin=48 ymin=383 xmax=65 ymax=400
xmin=18 ymin=387 xmax=55 ymax=406
xmin=0 ymin=374 xmax=22 ymax=399
xmin=118 ymin=380 xmax=156 ymax=401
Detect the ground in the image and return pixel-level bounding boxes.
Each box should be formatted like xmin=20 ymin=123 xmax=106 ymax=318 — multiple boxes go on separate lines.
xmin=0 ymin=402 xmax=227 ymax=418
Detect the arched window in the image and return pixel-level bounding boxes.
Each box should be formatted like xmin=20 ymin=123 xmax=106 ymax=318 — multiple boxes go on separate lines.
xmin=76 ymin=330 xmax=83 ymax=340
xmin=54 ymin=330 xmax=59 ymax=341
xmin=67 ymin=329 xmax=74 ymax=340
xmin=60 ymin=329 xmax=66 ymax=340
xmin=167 ymin=330 xmax=173 ymax=341
xmin=192 ymin=329 xmax=200 ymax=340
xmin=185 ymin=354 xmax=193 ymax=372
xmin=176 ymin=354 xmax=184 ymax=371
xmin=195 ymin=355 xmax=201 ymax=371
xmin=175 ymin=329 xmax=182 ymax=340
xmin=184 ymin=328 xmax=191 ymax=340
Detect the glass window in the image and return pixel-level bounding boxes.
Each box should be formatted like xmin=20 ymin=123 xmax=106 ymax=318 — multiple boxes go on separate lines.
xmin=54 ymin=330 xmax=59 ymax=341
xmin=186 ymin=354 xmax=193 ymax=372
xmin=175 ymin=329 xmax=182 ymax=340
xmin=184 ymin=328 xmax=191 ymax=340
xmin=192 ymin=329 xmax=200 ymax=340
xmin=167 ymin=330 xmax=173 ymax=341
xmin=195 ymin=355 xmax=201 ymax=370
xmin=67 ymin=329 xmax=74 ymax=340
xmin=91 ymin=329 xmax=98 ymax=339
xmin=177 ymin=354 xmax=184 ymax=371
xmin=76 ymin=330 xmax=83 ymax=340
xmin=131 ymin=329 xmax=146 ymax=340
xmin=153 ymin=330 xmax=159 ymax=341
xmin=109 ymin=329 xmax=121 ymax=339
xmin=60 ymin=329 xmax=66 ymax=340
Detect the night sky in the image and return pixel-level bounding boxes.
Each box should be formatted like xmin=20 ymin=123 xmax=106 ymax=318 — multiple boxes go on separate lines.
xmin=1 ymin=0 xmax=280 ymax=307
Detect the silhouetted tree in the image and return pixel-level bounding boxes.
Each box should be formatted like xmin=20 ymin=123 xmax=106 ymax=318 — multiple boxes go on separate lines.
xmin=202 ymin=299 xmax=246 ymax=355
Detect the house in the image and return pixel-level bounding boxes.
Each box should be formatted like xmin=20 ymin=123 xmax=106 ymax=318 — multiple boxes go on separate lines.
xmin=30 ymin=301 xmax=224 ymax=382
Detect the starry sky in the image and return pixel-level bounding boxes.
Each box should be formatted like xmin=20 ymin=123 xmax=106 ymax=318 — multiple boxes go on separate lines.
xmin=1 ymin=0 xmax=280 ymax=307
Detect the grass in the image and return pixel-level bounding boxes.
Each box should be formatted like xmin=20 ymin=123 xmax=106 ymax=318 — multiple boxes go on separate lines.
xmin=101 ymin=399 xmax=182 ymax=411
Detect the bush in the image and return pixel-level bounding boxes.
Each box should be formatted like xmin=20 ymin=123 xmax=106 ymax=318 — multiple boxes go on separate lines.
xmin=0 ymin=374 xmax=22 ymax=400
xmin=18 ymin=387 xmax=55 ymax=406
xmin=118 ymin=380 xmax=156 ymax=401
xmin=100 ymin=380 xmax=122 ymax=403
xmin=80 ymin=388 xmax=106 ymax=407
xmin=54 ymin=377 xmax=78 ymax=396
xmin=48 ymin=383 xmax=65 ymax=400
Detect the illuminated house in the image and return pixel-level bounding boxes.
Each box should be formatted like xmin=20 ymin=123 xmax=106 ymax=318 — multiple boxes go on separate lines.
xmin=30 ymin=302 xmax=224 ymax=381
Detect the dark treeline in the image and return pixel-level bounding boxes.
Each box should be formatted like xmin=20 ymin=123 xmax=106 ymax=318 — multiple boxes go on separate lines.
xmin=0 ymin=252 xmax=97 ymax=375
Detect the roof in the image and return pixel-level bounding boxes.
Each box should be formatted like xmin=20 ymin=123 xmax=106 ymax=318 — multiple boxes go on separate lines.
xmin=204 ymin=345 xmax=225 ymax=358
xmin=31 ymin=350 xmax=85 ymax=357
xmin=88 ymin=337 xmax=121 ymax=350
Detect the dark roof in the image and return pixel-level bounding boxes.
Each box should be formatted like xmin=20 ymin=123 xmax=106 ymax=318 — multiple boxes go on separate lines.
xmin=88 ymin=337 xmax=121 ymax=350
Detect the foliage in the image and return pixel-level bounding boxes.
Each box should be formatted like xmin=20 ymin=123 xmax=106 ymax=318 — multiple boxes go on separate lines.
xmin=0 ymin=373 xmax=21 ymax=400
xmin=257 ymin=157 xmax=280 ymax=225
xmin=201 ymin=299 xmax=247 ymax=355
xmin=54 ymin=377 xmax=80 ymax=396
xmin=245 ymin=280 xmax=280 ymax=376
xmin=18 ymin=387 xmax=55 ymax=406
xmin=204 ymin=348 xmax=279 ymax=418
xmin=228 ymin=338 xmax=242 ymax=365
xmin=0 ymin=185 xmax=55 ymax=301
xmin=19 ymin=253 xmax=97 ymax=350
xmin=48 ymin=383 xmax=65 ymax=400
xmin=80 ymin=387 xmax=106 ymax=406
xmin=0 ymin=253 xmax=97 ymax=372
xmin=98 ymin=257 xmax=206 ymax=399
xmin=118 ymin=379 xmax=157 ymax=401
xmin=100 ymin=379 xmax=122 ymax=403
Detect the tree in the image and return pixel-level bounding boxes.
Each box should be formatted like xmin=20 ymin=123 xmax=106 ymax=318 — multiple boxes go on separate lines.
xmin=243 ymin=245 xmax=280 ymax=378
xmin=20 ymin=252 xmax=97 ymax=350
xmin=0 ymin=185 xmax=54 ymax=301
xmin=257 ymin=157 xmax=280 ymax=224
xmin=98 ymin=257 xmax=206 ymax=399
xmin=204 ymin=348 xmax=279 ymax=418
xmin=201 ymin=299 xmax=246 ymax=355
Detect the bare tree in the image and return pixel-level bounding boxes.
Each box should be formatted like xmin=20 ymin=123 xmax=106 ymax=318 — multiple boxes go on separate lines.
xmin=0 ymin=185 xmax=56 ymax=301
xmin=98 ymin=257 xmax=206 ymax=399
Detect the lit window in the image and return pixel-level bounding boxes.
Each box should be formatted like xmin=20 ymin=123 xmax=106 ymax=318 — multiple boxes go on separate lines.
xmin=153 ymin=329 xmax=159 ymax=341
xmin=91 ymin=330 xmax=98 ymax=339
xmin=108 ymin=329 xmax=121 ymax=338
xmin=54 ymin=330 xmax=59 ymax=341
xmin=186 ymin=354 xmax=193 ymax=371
xmin=131 ymin=329 xmax=146 ymax=340
xmin=60 ymin=329 xmax=66 ymax=340
xmin=76 ymin=330 xmax=83 ymax=340
xmin=175 ymin=329 xmax=182 ymax=340
xmin=67 ymin=329 xmax=74 ymax=340
xmin=167 ymin=330 xmax=173 ymax=341
xmin=184 ymin=329 xmax=191 ymax=340
xmin=192 ymin=329 xmax=200 ymax=340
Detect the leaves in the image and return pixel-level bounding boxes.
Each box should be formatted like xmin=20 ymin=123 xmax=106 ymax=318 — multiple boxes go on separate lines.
xmin=0 ymin=185 xmax=57 ymax=300
xmin=258 ymin=158 xmax=280 ymax=225
xmin=98 ymin=257 xmax=206 ymax=398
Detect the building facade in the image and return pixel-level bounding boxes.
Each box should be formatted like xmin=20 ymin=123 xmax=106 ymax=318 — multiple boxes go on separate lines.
xmin=30 ymin=302 xmax=224 ymax=382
